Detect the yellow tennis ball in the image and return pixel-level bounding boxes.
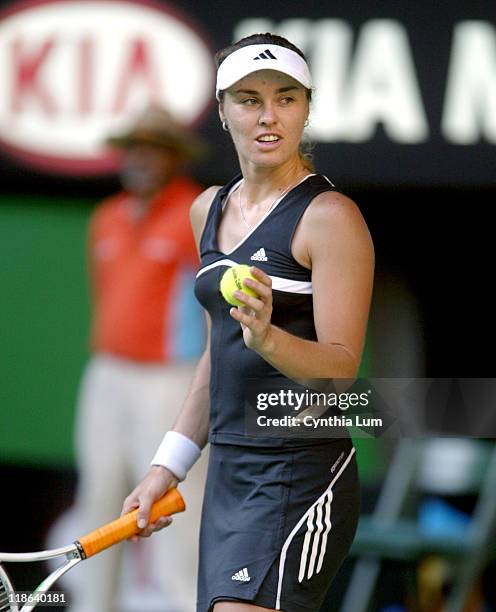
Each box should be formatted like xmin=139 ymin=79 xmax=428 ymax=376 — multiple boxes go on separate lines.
xmin=220 ymin=264 xmax=258 ymax=307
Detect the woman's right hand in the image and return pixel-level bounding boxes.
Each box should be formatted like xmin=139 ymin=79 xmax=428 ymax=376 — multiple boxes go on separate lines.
xmin=121 ymin=465 xmax=179 ymax=538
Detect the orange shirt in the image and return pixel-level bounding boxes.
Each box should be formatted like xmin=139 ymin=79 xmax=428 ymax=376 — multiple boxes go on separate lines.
xmin=89 ymin=176 xmax=203 ymax=362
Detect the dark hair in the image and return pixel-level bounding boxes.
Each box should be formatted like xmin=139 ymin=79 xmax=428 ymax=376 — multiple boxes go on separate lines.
xmin=215 ymin=33 xmax=314 ymax=171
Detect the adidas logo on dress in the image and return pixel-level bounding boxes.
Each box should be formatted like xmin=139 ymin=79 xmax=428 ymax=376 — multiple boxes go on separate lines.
xmin=250 ymin=248 xmax=268 ymax=262
xmin=253 ymin=49 xmax=277 ymax=60
xmin=232 ymin=567 xmax=251 ymax=582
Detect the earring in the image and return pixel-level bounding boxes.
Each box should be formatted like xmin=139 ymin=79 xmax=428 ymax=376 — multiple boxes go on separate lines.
xmin=222 ymin=121 xmax=229 ymax=131
xmin=304 ymin=119 xmax=309 ymax=127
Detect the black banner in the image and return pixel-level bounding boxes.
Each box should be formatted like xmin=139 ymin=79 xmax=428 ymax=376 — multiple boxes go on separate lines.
xmin=0 ymin=0 xmax=494 ymax=189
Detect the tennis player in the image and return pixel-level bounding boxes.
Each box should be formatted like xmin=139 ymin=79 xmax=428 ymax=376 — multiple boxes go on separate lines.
xmin=122 ymin=33 xmax=374 ymax=612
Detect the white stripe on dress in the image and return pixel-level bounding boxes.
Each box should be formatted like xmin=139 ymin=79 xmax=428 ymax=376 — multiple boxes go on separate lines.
xmin=316 ymin=491 xmax=333 ymax=574
xmin=275 ymin=447 xmax=355 ymax=610
xmin=196 ymin=261 xmax=313 ymax=295
xmin=297 ymin=491 xmax=332 ymax=582
xmin=306 ymin=494 xmax=326 ymax=580
xmin=298 ymin=510 xmax=315 ymax=582
xmin=196 ymin=259 xmax=239 ymax=278
xmin=270 ymin=276 xmax=312 ymax=294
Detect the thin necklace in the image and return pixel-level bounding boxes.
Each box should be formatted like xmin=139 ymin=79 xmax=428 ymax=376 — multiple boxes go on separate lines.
xmin=238 ymin=177 xmax=302 ymax=229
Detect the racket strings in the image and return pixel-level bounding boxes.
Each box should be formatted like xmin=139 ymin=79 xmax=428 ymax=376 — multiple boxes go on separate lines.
xmin=0 ymin=565 xmax=15 ymax=611
xmin=0 ymin=585 xmax=12 ymax=611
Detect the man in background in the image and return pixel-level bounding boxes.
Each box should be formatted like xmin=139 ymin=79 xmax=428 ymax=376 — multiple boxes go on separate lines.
xmin=71 ymin=106 xmax=207 ymax=612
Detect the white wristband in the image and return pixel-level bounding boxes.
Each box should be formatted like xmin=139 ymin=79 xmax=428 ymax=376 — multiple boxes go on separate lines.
xmin=151 ymin=431 xmax=201 ymax=481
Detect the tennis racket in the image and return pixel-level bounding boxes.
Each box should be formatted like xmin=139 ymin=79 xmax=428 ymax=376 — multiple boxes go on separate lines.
xmin=0 ymin=488 xmax=185 ymax=611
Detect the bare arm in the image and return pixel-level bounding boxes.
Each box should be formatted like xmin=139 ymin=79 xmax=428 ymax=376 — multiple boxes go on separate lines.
xmin=170 ymin=314 xmax=211 ymax=448
xmin=230 ymin=191 xmax=374 ymax=379
xmin=121 ymin=186 xmax=220 ymax=533
xmin=170 ymin=186 xmax=220 ymax=447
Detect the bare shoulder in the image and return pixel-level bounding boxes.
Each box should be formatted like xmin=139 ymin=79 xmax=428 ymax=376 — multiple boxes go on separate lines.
xmin=190 ymin=185 xmax=221 ymax=222
xmin=308 ymin=191 xmax=372 ymax=245
xmin=190 ymin=185 xmax=222 ymax=246
xmin=295 ymin=190 xmax=374 ymax=267
xmin=307 ymin=190 xmax=366 ymax=228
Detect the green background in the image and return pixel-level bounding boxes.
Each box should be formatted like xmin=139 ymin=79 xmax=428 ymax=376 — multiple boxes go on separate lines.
xmin=0 ymin=196 xmax=92 ymax=466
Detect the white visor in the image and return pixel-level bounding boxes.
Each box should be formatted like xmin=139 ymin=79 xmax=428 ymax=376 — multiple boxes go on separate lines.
xmin=216 ymin=43 xmax=312 ymax=100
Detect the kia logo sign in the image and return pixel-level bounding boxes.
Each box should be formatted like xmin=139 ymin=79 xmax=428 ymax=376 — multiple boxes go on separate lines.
xmin=0 ymin=0 xmax=214 ymax=175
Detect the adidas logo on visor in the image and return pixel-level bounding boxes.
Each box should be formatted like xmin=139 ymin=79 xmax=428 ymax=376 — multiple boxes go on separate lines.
xmin=253 ymin=49 xmax=277 ymax=60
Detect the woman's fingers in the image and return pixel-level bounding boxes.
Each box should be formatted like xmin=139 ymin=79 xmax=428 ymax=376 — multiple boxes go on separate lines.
xmin=121 ymin=466 xmax=178 ymax=539
xmin=137 ymin=516 xmax=174 ymax=538
xmin=230 ymin=306 xmax=257 ymax=326
xmin=228 ymin=266 xmax=273 ymax=351
xmin=249 ymin=266 xmax=272 ymax=287
xmin=136 ymin=493 xmax=154 ymax=529
xmin=121 ymin=495 xmax=140 ymax=517
xmin=233 ymin=291 xmax=264 ymax=311
xmin=243 ymin=270 xmax=272 ymax=301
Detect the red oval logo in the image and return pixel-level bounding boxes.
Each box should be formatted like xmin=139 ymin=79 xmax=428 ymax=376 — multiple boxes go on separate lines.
xmin=0 ymin=0 xmax=214 ymax=175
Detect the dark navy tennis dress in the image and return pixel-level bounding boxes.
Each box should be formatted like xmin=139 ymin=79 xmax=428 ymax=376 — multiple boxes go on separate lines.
xmin=194 ymin=174 xmax=360 ymax=612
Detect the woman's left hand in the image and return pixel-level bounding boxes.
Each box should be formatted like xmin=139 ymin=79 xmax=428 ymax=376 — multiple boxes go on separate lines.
xmin=229 ymin=266 xmax=273 ymax=353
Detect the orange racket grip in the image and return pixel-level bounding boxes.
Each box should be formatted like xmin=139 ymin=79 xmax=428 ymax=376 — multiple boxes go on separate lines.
xmin=77 ymin=488 xmax=185 ymax=559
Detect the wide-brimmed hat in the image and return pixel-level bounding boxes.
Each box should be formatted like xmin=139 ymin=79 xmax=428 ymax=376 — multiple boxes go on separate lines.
xmin=105 ymin=105 xmax=207 ymax=160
